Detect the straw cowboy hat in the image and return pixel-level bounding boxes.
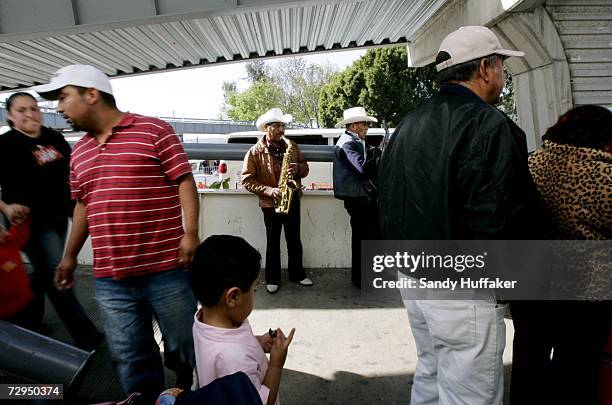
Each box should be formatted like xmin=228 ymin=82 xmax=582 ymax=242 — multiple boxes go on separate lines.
xmin=256 ymin=108 xmax=293 ymax=132
xmin=335 ymin=107 xmax=378 ymax=128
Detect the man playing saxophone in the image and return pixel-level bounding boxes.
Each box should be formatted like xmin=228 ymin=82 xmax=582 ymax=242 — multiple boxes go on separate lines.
xmin=242 ymin=108 xmax=314 ymax=294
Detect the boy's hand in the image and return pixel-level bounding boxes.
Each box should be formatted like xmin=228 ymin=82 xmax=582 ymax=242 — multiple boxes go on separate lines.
xmin=257 ymin=334 xmax=274 ymax=353
xmin=269 ymin=328 xmax=295 ymax=368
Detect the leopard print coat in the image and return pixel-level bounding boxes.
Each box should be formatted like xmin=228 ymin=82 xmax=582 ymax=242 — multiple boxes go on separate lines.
xmin=529 ymin=140 xmax=611 ymax=299
xmin=529 ymin=140 xmax=611 ymax=239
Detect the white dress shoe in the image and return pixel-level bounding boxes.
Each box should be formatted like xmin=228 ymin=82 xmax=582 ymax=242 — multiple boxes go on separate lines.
xmin=298 ymin=277 xmax=313 ymax=286
xmin=266 ymin=284 xmax=279 ymax=294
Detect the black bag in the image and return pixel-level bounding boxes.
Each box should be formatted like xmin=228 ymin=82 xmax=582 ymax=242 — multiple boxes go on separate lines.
xmin=362 ymin=146 xmax=382 ymax=197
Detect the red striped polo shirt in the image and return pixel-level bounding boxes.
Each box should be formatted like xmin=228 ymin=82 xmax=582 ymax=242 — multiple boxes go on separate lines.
xmin=70 ymin=113 xmax=191 ymax=279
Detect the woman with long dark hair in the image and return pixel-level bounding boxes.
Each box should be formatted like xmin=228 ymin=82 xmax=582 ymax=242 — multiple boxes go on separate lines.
xmin=0 ymin=92 xmax=102 ymax=350
xmin=511 ymin=105 xmax=611 ymax=405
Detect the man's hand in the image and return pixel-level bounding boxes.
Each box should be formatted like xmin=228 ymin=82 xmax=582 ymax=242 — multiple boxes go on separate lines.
xmin=4 ymin=204 xmax=30 ymax=225
xmin=179 ymin=232 xmax=200 ymax=267
xmin=268 ymin=188 xmax=281 ymax=200
xmin=55 ymin=256 xmax=77 ymax=290
xmin=287 ymin=163 xmax=299 ymax=177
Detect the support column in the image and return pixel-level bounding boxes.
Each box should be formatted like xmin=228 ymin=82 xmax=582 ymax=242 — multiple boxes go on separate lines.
xmin=494 ymin=7 xmax=572 ymax=150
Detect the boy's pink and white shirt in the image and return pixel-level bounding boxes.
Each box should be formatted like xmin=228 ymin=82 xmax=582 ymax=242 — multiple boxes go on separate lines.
xmin=193 ymin=311 xmax=279 ymax=405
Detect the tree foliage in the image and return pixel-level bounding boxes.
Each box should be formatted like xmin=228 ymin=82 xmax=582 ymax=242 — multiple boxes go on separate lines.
xmin=273 ymin=58 xmax=336 ymax=127
xmin=221 ymin=48 xmax=516 ymax=126
xmin=245 ymin=60 xmax=269 ymax=83
xmin=222 ymin=80 xmax=285 ymax=121
xmin=318 ymin=47 xmax=438 ymax=128
xmin=222 ymin=59 xmax=336 ymax=126
xmin=498 ymin=71 xmax=516 ymax=122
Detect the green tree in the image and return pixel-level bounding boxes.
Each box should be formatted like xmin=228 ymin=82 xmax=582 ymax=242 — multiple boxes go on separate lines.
xmin=222 ymin=58 xmax=336 ymax=126
xmin=223 ymin=80 xmax=285 ymax=121
xmin=318 ymin=46 xmax=438 ymax=128
xmin=245 ymin=60 xmax=270 ymax=83
xmin=498 ymin=71 xmax=516 ymax=122
xmin=272 ymin=58 xmax=336 ymax=126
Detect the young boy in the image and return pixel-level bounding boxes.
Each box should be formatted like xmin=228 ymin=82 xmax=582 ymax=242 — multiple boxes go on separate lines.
xmin=189 ymin=235 xmax=295 ymax=405
xmin=0 ymin=219 xmax=33 ymax=323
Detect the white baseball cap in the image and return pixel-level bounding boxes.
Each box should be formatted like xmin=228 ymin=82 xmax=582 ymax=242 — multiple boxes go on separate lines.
xmin=256 ymin=108 xmax=293 ymax=132
xmin=436 ymin=26 xmax=524 ymax=72
xmin=335 ymin=107 xmax=378 ymax=128
xmin=32 ymin=64 xmax=113 ymax=100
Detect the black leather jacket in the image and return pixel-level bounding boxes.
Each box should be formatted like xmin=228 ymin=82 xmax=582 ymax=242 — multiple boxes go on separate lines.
xmin=379 ymin=84 xmax=544 ymax=240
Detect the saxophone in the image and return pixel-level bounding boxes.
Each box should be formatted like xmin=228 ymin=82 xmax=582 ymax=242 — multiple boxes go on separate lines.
xmin=275 ymin=138 xmax=299 ymax=214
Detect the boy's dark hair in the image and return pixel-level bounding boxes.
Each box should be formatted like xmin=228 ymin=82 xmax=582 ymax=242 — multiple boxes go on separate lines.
xmin=5 ymin=92 xmax=37 ymax=127
xmin=189 ymin=235 xmax=261 ymax=307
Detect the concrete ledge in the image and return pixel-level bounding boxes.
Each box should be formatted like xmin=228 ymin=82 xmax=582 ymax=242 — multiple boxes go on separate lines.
xmin=76 ymin=190 xmax=352 ymax=268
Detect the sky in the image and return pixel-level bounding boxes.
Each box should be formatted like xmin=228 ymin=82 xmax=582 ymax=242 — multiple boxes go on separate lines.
xmin=15 ymin=49 xmax=365 ymax=120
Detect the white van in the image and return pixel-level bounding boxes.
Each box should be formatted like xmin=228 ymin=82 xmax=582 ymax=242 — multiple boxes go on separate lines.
xmin=184 ymin=129 xmax=391 ymax=191
xmin=224 ymin=129 xmax=390 ymax=190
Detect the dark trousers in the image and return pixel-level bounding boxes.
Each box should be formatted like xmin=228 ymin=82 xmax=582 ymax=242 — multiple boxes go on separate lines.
xmin=261 ymin=196 xmax=306 ymax=284
xmin=24 ymin=218 xmax=101 ymax=349
xmin=344 ymin=198 xmax=382 ymax=288
xmin=510 ymin=300 xmax=610 ymax=405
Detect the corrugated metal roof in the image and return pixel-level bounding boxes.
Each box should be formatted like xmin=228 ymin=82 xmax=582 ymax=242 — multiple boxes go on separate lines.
xmin=0 ymin=0 xmax=447 ymax=91
xmin=547 ymin=0 xmax=612 ymax=107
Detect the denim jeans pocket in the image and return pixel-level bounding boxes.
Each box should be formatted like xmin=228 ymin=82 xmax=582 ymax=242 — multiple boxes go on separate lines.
xmin=421 ymin=301 xmax=476 ymax=350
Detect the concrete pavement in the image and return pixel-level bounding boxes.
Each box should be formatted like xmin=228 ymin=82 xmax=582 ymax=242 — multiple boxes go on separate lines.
xmin=36 ymin=266 xmax=514 ymax=404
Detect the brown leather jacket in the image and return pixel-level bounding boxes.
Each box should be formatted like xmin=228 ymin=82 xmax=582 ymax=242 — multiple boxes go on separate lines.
xmin=241 ymin=137 xmax=309 ymax=208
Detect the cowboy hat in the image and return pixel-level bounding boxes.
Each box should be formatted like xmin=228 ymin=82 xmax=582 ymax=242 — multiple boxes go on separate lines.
xmin=335 ymin=107 xmax=378 ymax=128
xmin=256 ymin=108 xmax=293 ymax=132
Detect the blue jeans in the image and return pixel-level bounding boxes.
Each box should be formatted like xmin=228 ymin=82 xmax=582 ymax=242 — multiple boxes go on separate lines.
xmin=95 ymin=267 xmax=196 ymax=403
xmin=23 ymin=218 xmax=101 ymax=349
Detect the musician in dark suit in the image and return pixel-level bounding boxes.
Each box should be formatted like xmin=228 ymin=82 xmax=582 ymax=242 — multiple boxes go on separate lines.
xmin=241 ymin=108 xmax=313 ymax=294
xmin=332 ymin=107 xmax=382 ymax=288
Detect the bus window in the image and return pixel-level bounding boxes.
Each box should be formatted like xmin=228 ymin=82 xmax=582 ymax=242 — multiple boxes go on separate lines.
xmin=228 ymin=136 xmax=259 ymax=144
xmin=284 ymin=135 xmax=329 ymax=145
xmin=329 ymin=135 xmax=383 ymax=148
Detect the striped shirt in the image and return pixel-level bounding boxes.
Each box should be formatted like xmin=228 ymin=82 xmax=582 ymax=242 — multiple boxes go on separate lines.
xmin=70 ymin=113 xmax=191 ymax=279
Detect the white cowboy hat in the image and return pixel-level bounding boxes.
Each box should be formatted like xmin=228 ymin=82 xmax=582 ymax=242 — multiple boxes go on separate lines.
xmin=334 ymin=107 xmax=378 ymax=128
xmin=256 ymin=108 xmax=293 ymax=132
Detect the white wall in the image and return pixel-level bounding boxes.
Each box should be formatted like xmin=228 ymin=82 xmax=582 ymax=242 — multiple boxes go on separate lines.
xmin=199 ymin=190 xmax=351 ymax=268
xmin=76 ymin=190 xmax=352 ymax=268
